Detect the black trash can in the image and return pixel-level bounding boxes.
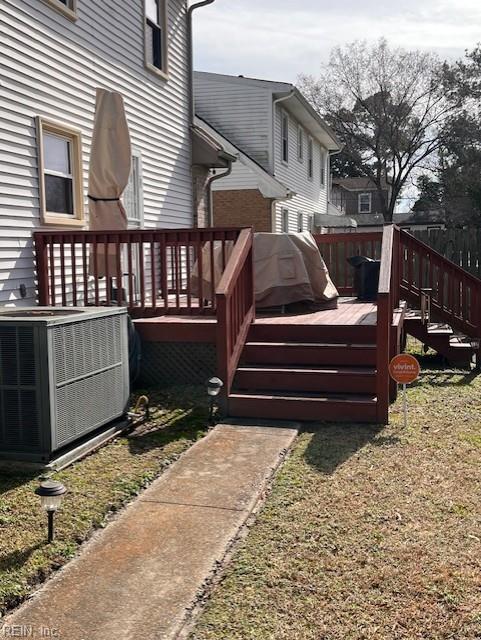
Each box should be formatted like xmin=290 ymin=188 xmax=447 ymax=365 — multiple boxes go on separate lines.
xmin=347 ymin=256 xmax=380 ymax=301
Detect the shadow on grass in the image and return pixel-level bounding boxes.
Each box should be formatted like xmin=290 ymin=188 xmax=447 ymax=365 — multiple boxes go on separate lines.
xmin=0 ymin=543 xmax=44 ymax=573
xmin=127 ymin=404 xmax=209 ymax=456
xmin=303 ymin=423 xmax=386 ymax=475
xmin=0 ymin=468 xmax=39 ymax=496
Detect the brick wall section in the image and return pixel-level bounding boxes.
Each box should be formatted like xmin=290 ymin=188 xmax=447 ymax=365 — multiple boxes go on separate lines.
xmin=213 ymin=189 xmax=273 ymax=232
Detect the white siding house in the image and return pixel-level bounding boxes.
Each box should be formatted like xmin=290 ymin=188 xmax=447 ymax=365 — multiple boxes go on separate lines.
xmin=0 ymin=0 xmax=193 ymax=306
xmin=194 ymin=72 xmax=341 ymax=233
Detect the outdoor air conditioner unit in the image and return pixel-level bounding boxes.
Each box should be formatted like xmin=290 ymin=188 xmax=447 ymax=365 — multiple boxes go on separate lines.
xmin=0 ymin=307 xmax=129 ymax=463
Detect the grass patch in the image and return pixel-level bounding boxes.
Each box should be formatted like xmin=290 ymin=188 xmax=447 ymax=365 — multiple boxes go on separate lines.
xmin=0 ymin=386 xmax=209 ymax=617
xmin=190 ymin=350 xmax=481 ymax=640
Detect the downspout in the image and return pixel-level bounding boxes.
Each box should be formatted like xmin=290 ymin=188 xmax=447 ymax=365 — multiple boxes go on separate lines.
xmin=270 ymin=90 xmax=295 ymax=231
xmin=187 ymin=0 xmax=216 ymax=126
xmin=206 ymin=159 xmax=233 ymax=227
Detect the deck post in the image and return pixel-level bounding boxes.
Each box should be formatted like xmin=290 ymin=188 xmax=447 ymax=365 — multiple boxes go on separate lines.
xmin=34 ymin=233 xmax=49 ymax=306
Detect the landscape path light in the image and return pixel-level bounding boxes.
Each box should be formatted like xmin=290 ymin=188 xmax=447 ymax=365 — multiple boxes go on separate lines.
xmin=35 ymin=479 xmax=67 ymax=543
xmin=207 ymin=376 xmax=223 ymax=425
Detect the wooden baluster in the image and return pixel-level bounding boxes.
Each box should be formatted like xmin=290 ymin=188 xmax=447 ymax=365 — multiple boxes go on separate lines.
xmin=82 ymin=235 xmax=88 ymax=306
xmin=197 ymin=239 xmax=204 ymax=311
xmin=70 ymin=236 xmax=77 ymax=307
xmin=150 ymin=236 xmax=157 ymax=311
xmin=139 ymin=235 xmax=145 ymax=309
xmin=59 ymin=236 xmax=67 ymax=306
xmin=160 ymin=234 xmax=168 ymax=311
xmin=174 ymin=239 xmax=180 ymax=309
xmin=93 ymin=236 xmax=99 ymax=305
xmin=103 ymin=234 xmax=110 ymax=305
xmin=115 ymin=235 xmax=122 ymax=307
xmin=186 ymin=241 xmax=192 ymax=310
xmin=127 ymin=240 xmax=134 ymax=310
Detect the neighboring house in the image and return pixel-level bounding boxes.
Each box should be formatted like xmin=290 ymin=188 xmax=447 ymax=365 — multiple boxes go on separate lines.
xmin=0 ymin=0 xmax=214 ymax=307
xmin=331 ymin=177 xmax=391 ymax=228
xmin=194 ymin=72 xmax=342 ymax=233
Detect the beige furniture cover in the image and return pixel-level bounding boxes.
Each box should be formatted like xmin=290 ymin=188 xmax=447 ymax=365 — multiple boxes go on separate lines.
xmin=88 ymin=88 xmax=131 ymax=277
xmin=191 ymin=232 xmax=338 ymax=308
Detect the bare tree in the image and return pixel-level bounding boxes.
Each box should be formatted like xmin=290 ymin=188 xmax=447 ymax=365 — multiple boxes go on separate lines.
xmin=299 ymin=39 xmax=457 ymax=221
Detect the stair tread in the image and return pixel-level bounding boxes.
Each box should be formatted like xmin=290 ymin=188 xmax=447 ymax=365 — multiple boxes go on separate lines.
xmin=246 ymin=341 xmax=376 ymax=349
xmin=237 ymin=365 xmax=376 ymax=375
xmin=230 ymin=391 xmax=377 ymax=404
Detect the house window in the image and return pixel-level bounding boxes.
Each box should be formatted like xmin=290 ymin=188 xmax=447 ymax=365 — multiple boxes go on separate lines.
xmin=281 ymin=111 xmax=289 ymax=164
xmin=145 ymin=0 xmax=168 ymax=77
xmin=42 ymin=0 xmax=77 ymax=20
xmin=307 ymin=137 xmax=313 ymax=180
xmin=320 ymin=148 xmax=325 ymax=186
xmin=358 ymin=193 xmax=372 ymax=214
xmin=297 ymin=125 xmax=304 ymax=162
xmin=297 ymin=212 xmax=303 ymax=232
xmin=36 ymin=117 xmax=84 ymax=226
xmin=281 ymin=208 xmax=289 ymax=232
xmin=123 ymin=151 xmax=144 ymax=228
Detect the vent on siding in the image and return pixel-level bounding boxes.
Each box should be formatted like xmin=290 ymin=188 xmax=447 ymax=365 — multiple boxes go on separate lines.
xmin=0 ymin=327 xmax=39 ymax=451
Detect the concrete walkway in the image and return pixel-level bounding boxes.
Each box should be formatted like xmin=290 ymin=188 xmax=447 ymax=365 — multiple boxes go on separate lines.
xmin=3 ymin=421 xmax=298 ymax=640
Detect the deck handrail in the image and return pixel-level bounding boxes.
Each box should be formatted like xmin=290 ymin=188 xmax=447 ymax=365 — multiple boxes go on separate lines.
xmin=33 ymin=227 xmax=244 ymax=317
xmin=376 ymin=224 xmax=400 ymax=424
xmin=400 ymin=229 xmax=481 ymax=338
xmin=216 ymin=228 xmax=255 ymax=397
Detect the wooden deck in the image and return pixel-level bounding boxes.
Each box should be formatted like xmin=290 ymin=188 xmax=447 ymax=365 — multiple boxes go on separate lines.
xmin=134 ymin=299 xmax=378 ymax=343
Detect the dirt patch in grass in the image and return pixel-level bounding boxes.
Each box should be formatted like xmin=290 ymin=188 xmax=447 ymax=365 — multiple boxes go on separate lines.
xmin=0 ymin=386 xmax=209 ymax=617
xmin=190 ymin=356 xmax=481 ymax=639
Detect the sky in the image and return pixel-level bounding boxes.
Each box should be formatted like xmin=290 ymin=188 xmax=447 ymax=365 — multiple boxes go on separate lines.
xmin=193 ymin=0 xmax=481 ymax=83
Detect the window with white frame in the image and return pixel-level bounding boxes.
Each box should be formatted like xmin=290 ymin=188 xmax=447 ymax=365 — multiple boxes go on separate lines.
xmin=281 ymin=110 xmax=289 ymax=163
xmin=297 ymin=125 xmax=304 ymax=162
xmin=297 ymin=211 xmax=303 ymax=232
xmin=145 ymin=0 xmax=168 ymax=77
xmin=307 ymin=137 xmax=313 ymax=179
xmin=42 ymin=0 xmax=77 ymax=20
xmin=37 ymin=117 xmax=84 ymax=226
xmin=358 ymin=193 xmax=372 ymax=214
xmin=123 ymin=151 xmax=144 ymax=228
xmin=281 ymin=208 xmax=289 ymax=232
xmin=320 ymin=148 xmax=326 ymax=186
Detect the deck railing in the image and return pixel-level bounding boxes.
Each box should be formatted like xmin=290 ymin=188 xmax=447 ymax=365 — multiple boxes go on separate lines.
xmin=376 ymin=225 xmax=401 ymax=424
xmin=34 ymin=228 xmax=243 ymax=317
xmin=216 ymin=228 xmax=255 ymax=396
xmin=400 ymin=230 xmax=481 ymax=339
xmin=314 ymin=232 xmax=383 ymax=294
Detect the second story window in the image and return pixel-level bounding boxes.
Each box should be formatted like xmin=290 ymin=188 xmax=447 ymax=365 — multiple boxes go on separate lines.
xmin=320 ymin=148 xmax=326 ymax=186
xmin=145 ymin=0 xmax=168 ymax=77
xmin=358 ymin=193 xmax=372 ymax=214
xmin=307 ymin=137 xmax=313 ymax=180
xmin=281 ymin=208 xmax=289 ymax=232
xmin=297 ymin=212 xmax=303 ymax=232
xmin=281 ymin=111 xmax=289 ymax=164
xmin=297 ymin=126 xmax=304 ymax=162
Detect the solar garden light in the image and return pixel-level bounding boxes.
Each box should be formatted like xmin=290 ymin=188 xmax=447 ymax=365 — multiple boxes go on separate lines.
xmin=207 ymin=377 xmax=223 ymax=425
xmin=35 ymin=479 xmax=67 ymax=543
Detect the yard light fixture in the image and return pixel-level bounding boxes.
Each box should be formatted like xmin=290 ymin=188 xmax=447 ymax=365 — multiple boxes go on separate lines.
xmin=35 ymin=479 xmax=67 ymax=543
xmin=207 ymin=377 xmax=223 ymax=425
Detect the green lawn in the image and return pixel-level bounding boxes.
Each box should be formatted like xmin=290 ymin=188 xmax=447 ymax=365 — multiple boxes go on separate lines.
xmin=191 ymin=352 xmax=481 ymax=640
xmin=0 ymin=386 xmax=209 ymax=616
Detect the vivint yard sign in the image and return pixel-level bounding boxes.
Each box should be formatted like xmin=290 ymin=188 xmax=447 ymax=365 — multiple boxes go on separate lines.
xmin=389 ymin=354 xmax=420 ymax=427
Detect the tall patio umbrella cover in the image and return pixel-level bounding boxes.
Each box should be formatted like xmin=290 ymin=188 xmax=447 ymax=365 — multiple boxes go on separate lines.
xmin=88 ymin=88 xmax=131 ymax=277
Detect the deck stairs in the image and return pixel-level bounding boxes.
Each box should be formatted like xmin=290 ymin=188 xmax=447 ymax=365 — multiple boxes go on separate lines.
xmin=403 ymin=310 xmax=474 ymax=367
xmin=228 ymin=320 xmax=380 ymax=423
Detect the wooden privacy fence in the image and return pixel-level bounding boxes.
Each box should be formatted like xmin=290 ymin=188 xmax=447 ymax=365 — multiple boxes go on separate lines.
xmin=411 ymin=228 xmax=481 ymax=279
xmin=314 ymin=232 xmax=383 ymax=295
xmin=33 ymin=228 xmax=244 ymax=317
